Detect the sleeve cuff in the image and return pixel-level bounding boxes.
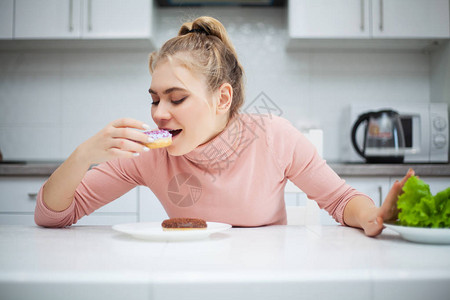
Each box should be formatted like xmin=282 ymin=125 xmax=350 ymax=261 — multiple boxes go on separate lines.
xmin=34 ymin=181 xmax=76 ymax=226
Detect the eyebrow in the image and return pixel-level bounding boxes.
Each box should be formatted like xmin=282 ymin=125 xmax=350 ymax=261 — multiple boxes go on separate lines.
xmin=148 ymin=87 xmax=187 ymax=95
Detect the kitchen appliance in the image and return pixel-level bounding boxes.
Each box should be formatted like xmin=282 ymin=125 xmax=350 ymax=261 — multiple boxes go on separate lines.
xmin=345 ymin=103 xmax=449 ymax=163
xmin=351 ymin=109 xmax=406 ymax=163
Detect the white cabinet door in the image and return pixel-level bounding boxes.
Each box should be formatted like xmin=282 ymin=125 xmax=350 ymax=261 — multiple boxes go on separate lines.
xmin=0 ymin=177 xmax=47 ymax=214
xmin=343 ymin=176 xmax=391 ymax=207
xmin=138 ymin=186 xmax=168 ymax=222
xmin=289 ymin=0 xmax=371 ymax=38
xmin=13 ymin=0 xmax=152 ymax=40
xmin=0 ymin=0 xmax=14 ymax=39
xmin=419 ymin=177 xmax=449 ymax=194
xmin=285 ymin=180 xmax=337 ymax=226
xmin=0 ymin=177 xmax=138 ymax=225
xmin=372 ymin=0 xmax=450 ymax=38
xmin=81 ymin=0 xmax=151 ymax=39
xmin=14 ymin=0 xmax=82 ymax=39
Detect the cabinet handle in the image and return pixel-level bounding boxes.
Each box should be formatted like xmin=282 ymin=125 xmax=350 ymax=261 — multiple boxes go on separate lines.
xmin=28 ymin=193 xmax=38 ymax=199
xmin=378 ymin=186 xmax=383 ymax=207
xmin=69 ymin=0 xmax=73 ymax=32
xmin=360 ymin=0 xmax=365 ymax=31
xmin=88 ymin=0 xmax=92 ymax=31
xmin=379 ymin=0 xmax=384 ymax=31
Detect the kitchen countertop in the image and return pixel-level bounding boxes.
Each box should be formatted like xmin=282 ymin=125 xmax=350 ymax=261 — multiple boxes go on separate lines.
xmin=1 ymin=225 xmax=449 ymax=300
xmin=0 ymin=161 xmax=449 ymax=177
xmin=328 ymin=162 xmax=450 ymax=177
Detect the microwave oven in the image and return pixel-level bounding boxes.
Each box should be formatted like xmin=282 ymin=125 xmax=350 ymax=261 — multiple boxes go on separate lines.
xmin=345 ymin=103 xmax=449 ymax=163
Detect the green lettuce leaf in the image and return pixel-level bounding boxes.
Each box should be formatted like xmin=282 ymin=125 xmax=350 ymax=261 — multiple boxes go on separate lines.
xmin=397 ymin=176 xmax=450 ymax=228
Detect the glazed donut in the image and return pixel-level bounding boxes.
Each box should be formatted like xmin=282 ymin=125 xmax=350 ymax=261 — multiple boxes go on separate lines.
xmin=144 ymin=129 xmax=172 ymax=149
xmin=161 ymin=218 xmax=207 ymax=231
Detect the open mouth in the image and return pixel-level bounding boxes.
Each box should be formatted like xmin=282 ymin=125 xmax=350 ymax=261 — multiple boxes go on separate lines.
xmin=167 ymin=129 xmax=182 ymax=137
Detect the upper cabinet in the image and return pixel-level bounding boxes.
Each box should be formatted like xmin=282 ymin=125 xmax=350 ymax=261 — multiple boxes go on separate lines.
xmin=372 ymin=0 xmax=450 ymax=38
xmin=289 ymin=0 xmax=450 ymax=48
xmin=15 ymin=0 xmax=82 ymax=39
xmin=81 ymin=0 xmax=152 ymax=39
xmin=289 ymin=0 xmax=371 ymax=38
xmin=4 ymin=0 xmax=154 ymax=48
xmin=0 ymin=0 xmax=14 ymax=39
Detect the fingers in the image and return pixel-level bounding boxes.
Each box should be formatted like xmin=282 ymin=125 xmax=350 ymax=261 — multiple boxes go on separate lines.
xmin=81 ymin=118 xmax=153 ymax=164
xmin=107 ymin=147 xmax=144 ymax=159
xmin=365 ymin=170 xmax=415 ymax=237
xmin=107 ymin=119 xmax=153 ymax=157
xmin=385 ymin=168 xmax=415 ymax=205
xmin=110 ymin=138 xmax=150 ymax=154
xmin=110 ymin=127 xmax=150 ymax=145
xmin=377 ymin=180 xmax=401 ymax=221
xmin=108 ymin=118 xmax=152 ymax=146
xmin=400 ymin=168 xmax=415 ymax=186
xmin=110 ymin=118 xmax=150 ymax=130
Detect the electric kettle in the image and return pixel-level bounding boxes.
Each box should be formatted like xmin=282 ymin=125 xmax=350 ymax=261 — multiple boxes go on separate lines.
xmin=351 ymin=109 xmax=405 ymax=163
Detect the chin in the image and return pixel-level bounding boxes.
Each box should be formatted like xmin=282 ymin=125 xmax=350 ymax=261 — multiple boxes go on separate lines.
xmin=166 ymin=145 xmax=192 ymax=156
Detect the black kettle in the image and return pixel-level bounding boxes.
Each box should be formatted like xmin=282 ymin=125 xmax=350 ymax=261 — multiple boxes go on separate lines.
xmin=351 ymin=109 xmax=405 ymax=163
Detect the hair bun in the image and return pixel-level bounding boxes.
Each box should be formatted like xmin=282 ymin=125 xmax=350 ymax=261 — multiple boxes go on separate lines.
xmin=179 ymin=16 xmax=235 ymax=52
xmin=187 ymin=28 xmax=207 ymax=34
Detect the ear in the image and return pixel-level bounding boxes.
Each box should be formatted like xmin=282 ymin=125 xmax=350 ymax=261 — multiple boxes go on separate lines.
xmin=216 ymin=83 xmax=233 ymax=115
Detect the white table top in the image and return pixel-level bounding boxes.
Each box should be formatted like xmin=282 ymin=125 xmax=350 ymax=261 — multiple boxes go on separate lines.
xmin=1 ymin=224 xmax=449 ymax=300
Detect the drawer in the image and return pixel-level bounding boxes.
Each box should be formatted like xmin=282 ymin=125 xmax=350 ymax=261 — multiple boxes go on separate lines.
xmin=0 ymin=177 xmax=137 ymax=213
xmin=73 ymin=214 xmax=137 ymax=226
xmin=0 ymin=177 xmax=46 ymax=213
xmin=0 ymin=214 xmax=36 ymax=225
xmin=0 ymin=213 xmax=137 ymax=226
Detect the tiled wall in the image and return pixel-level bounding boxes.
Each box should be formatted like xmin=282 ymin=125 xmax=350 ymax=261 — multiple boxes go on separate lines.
xmin=0 ymin=7 xmax=432 ymax=161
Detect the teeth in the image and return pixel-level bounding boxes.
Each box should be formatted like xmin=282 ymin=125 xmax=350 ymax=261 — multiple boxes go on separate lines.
xmin=160 ymin=128 xmax=181 ymax=134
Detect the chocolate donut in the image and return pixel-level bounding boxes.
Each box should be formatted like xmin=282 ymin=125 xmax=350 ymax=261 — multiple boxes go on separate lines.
xmin=161 ymin=218 xmax=207 ymax=231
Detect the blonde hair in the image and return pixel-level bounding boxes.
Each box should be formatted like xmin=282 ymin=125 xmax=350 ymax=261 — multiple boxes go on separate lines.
xmin=149 ymin=16 xmax=245 ymax=119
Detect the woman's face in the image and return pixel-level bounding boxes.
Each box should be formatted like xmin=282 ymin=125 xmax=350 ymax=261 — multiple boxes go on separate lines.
xmin=149 ymin=57 xmax=226 ymax=156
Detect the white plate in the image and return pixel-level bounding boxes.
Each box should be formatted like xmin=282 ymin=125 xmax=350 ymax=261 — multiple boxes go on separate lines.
xmin=112 ymin=221 xmax=231 ymax=241
xmin=384 ymin=222 xmax=450 ymax=244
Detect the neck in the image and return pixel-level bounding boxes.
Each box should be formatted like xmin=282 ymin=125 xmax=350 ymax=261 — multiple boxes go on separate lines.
xmin=200 ymin=114 xmax=230 ymax=146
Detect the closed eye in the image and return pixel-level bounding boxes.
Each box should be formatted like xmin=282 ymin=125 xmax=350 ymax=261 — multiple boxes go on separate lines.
xmin=172 ymin=97 xmax=187 ymax=105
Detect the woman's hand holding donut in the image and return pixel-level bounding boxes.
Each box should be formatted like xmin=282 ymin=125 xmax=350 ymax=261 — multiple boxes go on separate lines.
xmin=42 ymin=118 xmax=151 ymax=212
xmin=77 ymin=118 xmax=152 ymax=165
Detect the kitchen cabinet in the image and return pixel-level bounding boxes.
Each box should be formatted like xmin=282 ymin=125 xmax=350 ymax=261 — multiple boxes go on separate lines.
xmin=81 ymin=0 xmax=152 ymax=39
xmin=13 ymin=0 xmax=153 ymax=41
xmin=372 ymin=0 xmax=450 ymax=38
xmin=288 ymin=0 xmax=450 ymax=49
xmin=343 ymin=176 xmax=390 ymax=207
xmin=14 ymin=0 xmax=82 ymax=39
xmin=285 ymin=180 xmax=339 ymax=225
xmin=0 ymin=0 xmax=14 ymax=39
xmin=0 ymin=177 xmax=138 ymax=225
xmin=138 ymin=186 xmax=168 ymax=222
xmin=289 ymin=0 xmax=371 ymax=38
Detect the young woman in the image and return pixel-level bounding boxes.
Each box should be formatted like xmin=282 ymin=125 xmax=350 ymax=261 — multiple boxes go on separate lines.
xmin=35 ymin=16 xmax=413 ymax=236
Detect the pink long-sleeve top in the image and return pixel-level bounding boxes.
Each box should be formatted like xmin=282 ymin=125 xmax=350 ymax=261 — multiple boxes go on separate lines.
xmin=35 ymin=114 xmax=371 ymax=227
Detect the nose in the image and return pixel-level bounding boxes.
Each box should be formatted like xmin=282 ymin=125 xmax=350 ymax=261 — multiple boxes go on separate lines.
xmin=151 ymin=100 xmax=172 ymax=123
